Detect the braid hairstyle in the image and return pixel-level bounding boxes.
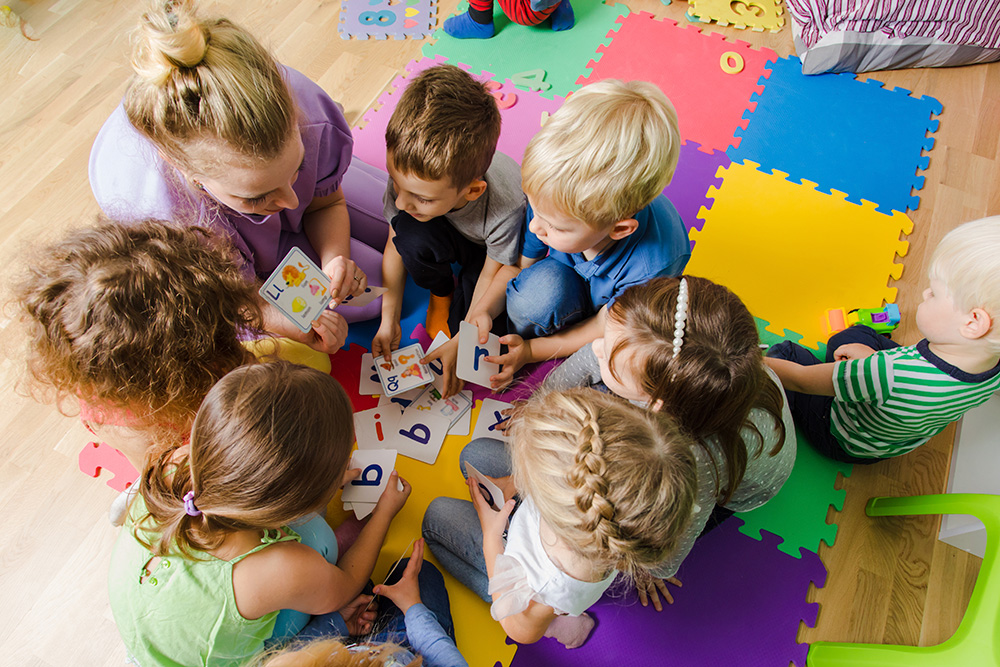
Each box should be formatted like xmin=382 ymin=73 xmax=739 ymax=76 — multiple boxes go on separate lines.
xmin=607 ymin=276 xmax=787 ymax=505
xmin=136 ymin=361 xmax=354 ymax=558
xmin=510 ymin=388 xmax=698 ymax=580
xmin=125 ymin=0 xmax=296 ymax=175
xmin=11 ymin=218 xmax=261 ymax=443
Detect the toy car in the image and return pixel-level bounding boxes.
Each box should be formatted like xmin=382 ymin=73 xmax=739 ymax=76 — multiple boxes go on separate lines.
xmin=826 ymin=303 xmax=900 ymax=335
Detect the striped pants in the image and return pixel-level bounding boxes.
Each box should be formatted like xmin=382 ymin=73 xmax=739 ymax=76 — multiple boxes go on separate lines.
xmin=468 ymin=0 xmax=560 ymax=25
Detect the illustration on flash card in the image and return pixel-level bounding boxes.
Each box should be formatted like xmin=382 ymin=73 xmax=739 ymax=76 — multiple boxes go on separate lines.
xmin=258 ymin=247 xmax=331 ymax=333
xmin=376 ymin=343 xmax=433 ymax=397
xmin=408 ymin=384 xmax=473 ymax=429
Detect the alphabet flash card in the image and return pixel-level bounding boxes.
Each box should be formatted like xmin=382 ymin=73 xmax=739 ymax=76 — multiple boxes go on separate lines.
xmin=408 ymin=384 xmax=473 ymax=430
xmin=471 ymin=398 xmax=514 ymax=443
xmin=456 ymin=321 xmax=502 ymax=388
xmin=342 ymin=285 xmax=388 ymax=308
xmin=447 ymin=390 xmax=474 ymax=436
xmin=341 ymin=448 xmax=397 ymax=506
xmin=354 ymin=406 xmax=401 ymax=450
xmin=464 ymin=461 xmax=504 ymax=512
xmin=258 ymin=247 xmax=332 ymax=333
xmin=359 ymin=353 xmax=384 ymax=396
xmin=375 ymin=343 xmax=433 ymax=397
xmin=390 ymin=409 xmax=451 ymax=465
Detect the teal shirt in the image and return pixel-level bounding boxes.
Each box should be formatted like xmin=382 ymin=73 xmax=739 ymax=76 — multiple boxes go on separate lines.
xmin=109 ymin=496 xmax=300 ymax=667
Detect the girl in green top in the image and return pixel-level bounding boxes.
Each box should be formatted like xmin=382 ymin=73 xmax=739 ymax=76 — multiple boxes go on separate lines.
xmin=109 ymin=361 xmax=412 ymax=667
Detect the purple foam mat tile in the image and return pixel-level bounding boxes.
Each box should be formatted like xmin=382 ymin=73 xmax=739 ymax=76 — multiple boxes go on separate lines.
xmin=509 ymin=519 xmax=825 ymax=667
xmin=665 ymin=141 xmax=730 ymax=236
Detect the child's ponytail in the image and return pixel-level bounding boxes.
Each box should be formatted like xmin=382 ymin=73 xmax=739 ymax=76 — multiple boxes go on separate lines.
xmin=136 ymin=442 xmax=212 ymax=557
xmin=512 ymin=388 xmax=698 ymax=580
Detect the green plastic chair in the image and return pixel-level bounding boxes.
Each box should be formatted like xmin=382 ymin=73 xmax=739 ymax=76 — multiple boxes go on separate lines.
xmin=808 ymin=493 xmax=998 ymax=666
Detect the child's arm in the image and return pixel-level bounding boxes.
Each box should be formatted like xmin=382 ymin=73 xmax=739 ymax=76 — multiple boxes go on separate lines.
xmin=372 ymin=226 xmax=408 ymax=361
xmin=469 ymin=479 xmax=558 ymax=644
xmin=234 ymin=472 xmax=411 ymax=618
xmin=303 ymin=187 xmax=367 ymax=305
xmin=763 ymin=357 xmax=836 ymax=396
xmin=487 ymin=308 xmax=607 ymax=391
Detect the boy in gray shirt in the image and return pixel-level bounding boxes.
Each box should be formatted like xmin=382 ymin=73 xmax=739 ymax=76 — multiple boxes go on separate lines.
xmin=372 ymin=64 xmax=527 ymax=396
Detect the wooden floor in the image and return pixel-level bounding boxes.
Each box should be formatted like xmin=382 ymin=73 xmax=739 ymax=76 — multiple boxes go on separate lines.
xmin=0 ymin=0 xmax=995 ymax=664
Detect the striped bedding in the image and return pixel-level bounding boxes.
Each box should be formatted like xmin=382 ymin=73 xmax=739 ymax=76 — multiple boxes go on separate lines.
xmin=785 ymin=0 xmax=1000 ymax=74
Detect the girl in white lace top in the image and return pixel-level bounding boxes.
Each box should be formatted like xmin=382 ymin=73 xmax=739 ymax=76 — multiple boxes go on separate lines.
xmin=422 ymin=388 xmax=698 ymax=649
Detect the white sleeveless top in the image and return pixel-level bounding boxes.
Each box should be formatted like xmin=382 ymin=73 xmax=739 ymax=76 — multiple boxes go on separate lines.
xmin=488 ymin=498 xmax=616 ymax=620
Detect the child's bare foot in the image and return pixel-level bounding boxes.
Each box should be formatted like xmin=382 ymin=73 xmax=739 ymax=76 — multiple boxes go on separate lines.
xmin=543 ymin=612 xmax=595 ymax=648
xmin=443 ymin=11 xmax=495 ymax=39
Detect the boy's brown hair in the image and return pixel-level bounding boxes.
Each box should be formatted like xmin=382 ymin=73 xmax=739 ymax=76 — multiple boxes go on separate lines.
xmin=386 ymin=64 xmax=502 ymax=189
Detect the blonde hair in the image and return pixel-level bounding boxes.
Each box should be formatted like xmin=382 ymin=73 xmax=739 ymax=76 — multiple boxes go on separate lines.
xmin=510 ymin=388 xmax=697 ymax=579
xmin=928 ymin=215 xmax=1000 ymax=350
xmin=386 ymin=64 xmax=502 ymax=189
xmin=12 ymin=219 xmax=261 ymax=442
xmin=249 ymin=638 xmax=421 ymax=667
xmin=125 ymin=0 xmax=295 ymax=174
xmin=521 ymin=79 xmax=681 ymax=229
xmin=137 ymin=361 xmax=354 ymax=557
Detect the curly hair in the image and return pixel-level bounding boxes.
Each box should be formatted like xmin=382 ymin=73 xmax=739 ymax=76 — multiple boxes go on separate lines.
xmin=607 ymin=276 xmax=787 ymax=505
xmin=510 ymin=388 xmax=698 ymax=579
xmin=12 ymin=218 xmax=262 ymax=441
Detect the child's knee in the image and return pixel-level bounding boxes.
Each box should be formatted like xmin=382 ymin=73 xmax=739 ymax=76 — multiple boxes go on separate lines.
xmin=507 ymin=260 xmax=590 ymax=336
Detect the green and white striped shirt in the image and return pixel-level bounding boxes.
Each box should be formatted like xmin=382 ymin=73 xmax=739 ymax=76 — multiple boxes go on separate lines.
xmin=832 ymin=340 xmax=1000 ymax=458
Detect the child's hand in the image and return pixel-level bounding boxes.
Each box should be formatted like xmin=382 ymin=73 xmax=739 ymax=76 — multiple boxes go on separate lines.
xmin=469 ymin=477 xmax=515 ymax=543
xmin=374 ymin=471 xmax=411 ymax=519
xmin=486 ymin=334 xmax=532 ymax=391
xmin=373 ymin=539 xmax=426 ymax=614
xmin=339 ymin=592 xmax=376 ymax=635
xmin=833 ymin=343 xmax=877 ymax=361
xmin=303 ymin=310 xmax=348 ymax=354
xmin=636 ymin=575 xmax=681 ymax=612
xmin=323 ymin=256 xmax=366 ymax=306
xmin=494 ymin=401 xmax=525 ymax=434
xmin=340 ymin=467 xmax=361 ymax=488
xmin=421 ymin=336 xmax=463 ymax=398
xmin=467 ymin=311 xmax=494 ymax=344
xmin=372 ymin=320 xmax=402 ymax=363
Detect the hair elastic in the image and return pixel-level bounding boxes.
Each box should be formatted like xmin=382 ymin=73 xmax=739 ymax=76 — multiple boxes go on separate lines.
xmin=183 ymin=490 xmax=202 ymax=517
xmin=672 ymin=278 xmax=689 ymax=358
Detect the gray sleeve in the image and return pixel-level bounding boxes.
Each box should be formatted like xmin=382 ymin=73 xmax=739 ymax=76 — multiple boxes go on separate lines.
xmin=651 ymin=446 xmax=717 ymax=579
xmin=382 ymin=181 xmax=400 ymax=224
xmin=483 ymin=153 xmax=527 ymax=266
xmin=541 ymin=344 xmax=604 ymax=393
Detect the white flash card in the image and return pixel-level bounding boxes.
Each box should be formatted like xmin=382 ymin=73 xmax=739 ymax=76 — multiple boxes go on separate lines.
xmin=354 ymin=406 xmax=401 ymax=450
xmin=341 ymin=285 xmax=387 ymax=308
xmin=341 ymin=448 xmax=397 ymax=505
xmin=376 ymin=343 xmax=433 ymax=397
xmin=377 ymin=385 xmax=424 ymax=413
xmin=389 ymin=409 xmax=451 ymax=465
xmin=258 ymin=247 xmax=332 ymax=333
xmin=423 ymin=331 xmax=451 ymax=389
xmin=456 ymin=321 xmax=501 ymax=388
xmin=465 ymin=461 xmax=504 ymax=511
xmin=447 ymin=390 xmax=474 ymax=436
xmin=408 ymin=384 xmax=473 ymax=429
xmin=359 ymin=353 xmax=384 ymax=396
xmin=471 ymin=398 xmax=514 ymax=443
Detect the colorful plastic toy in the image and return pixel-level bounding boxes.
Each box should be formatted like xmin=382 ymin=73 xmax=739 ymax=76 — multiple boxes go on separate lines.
xmin=826 ymin=303 xmax=900 ymax=336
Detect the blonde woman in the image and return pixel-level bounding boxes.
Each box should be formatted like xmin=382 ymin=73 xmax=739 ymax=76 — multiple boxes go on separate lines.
xmin=89 ymin=0 xmax=389 ymax=353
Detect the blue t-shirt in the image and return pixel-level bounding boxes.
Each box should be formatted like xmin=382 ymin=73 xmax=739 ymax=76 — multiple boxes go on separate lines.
xmin=521 ymin=194 xmax=691 ymax=309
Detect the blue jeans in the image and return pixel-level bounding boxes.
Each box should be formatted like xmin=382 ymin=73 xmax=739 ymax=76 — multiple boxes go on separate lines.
xmin=506 ymin=258 xmax=594 ymax=338
xmin=296 ymin=560 xmax=455 ymax=645
xmin=766 ymin=325 xmax=898 ymax=464
xmin=422 ymin=438 xmax=512 ymax=603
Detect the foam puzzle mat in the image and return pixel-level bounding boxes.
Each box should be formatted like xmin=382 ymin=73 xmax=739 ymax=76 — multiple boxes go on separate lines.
xmin=688 ymin=0 xmax=785 ymax=32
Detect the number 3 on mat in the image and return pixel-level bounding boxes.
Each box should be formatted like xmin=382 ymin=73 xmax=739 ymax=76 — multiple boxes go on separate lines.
xmin=360 ymin=10 xmax=396 ymax=25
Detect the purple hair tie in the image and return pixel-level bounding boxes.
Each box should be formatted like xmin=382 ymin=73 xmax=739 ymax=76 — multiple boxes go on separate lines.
xmin=183 ymin=490 xmax=202 ymax=517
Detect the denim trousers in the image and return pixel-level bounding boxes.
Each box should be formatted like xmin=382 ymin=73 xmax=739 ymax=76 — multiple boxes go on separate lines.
xmin=506 ymin=258 xmax=594 ymax=338
xmin=422 ymin=438 xmax=513 ymax=603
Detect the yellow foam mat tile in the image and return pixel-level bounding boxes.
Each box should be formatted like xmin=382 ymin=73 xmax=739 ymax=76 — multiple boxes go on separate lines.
xmin=688 ymin=0 xmax=785 ymax=32
xmin=329 ymin=401 xmax=516 ymax=667
xmin=688 ymin=161 xmax=911 ymax=349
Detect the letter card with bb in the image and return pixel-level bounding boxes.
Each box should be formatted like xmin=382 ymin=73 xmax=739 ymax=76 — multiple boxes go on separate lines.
xmin=375 ymin=343 xmax=433 ymax=397
xmin=258 ymin=247 xmax=332 ymax=333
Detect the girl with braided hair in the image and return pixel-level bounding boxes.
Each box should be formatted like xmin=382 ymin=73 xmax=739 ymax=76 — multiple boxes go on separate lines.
xmin=541 ymin=275 xmax=797 ymax=610
xmin=422 ymin=388 xmax=698 ymax=649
